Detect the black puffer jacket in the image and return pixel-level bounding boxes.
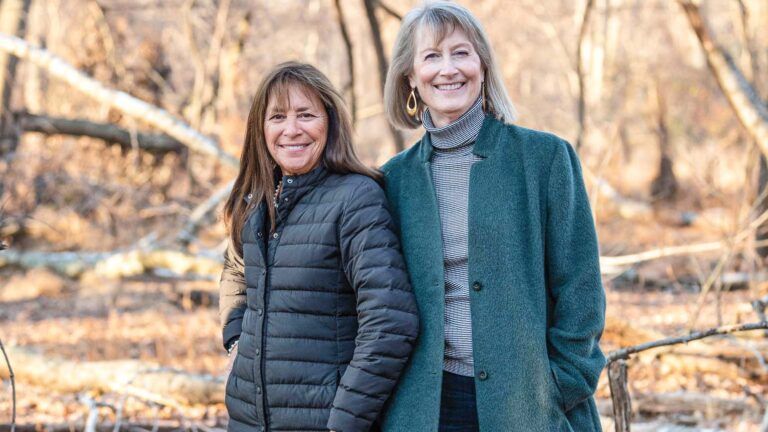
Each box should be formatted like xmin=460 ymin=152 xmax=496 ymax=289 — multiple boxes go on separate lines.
xmin=219 ymin=165 xmax=419 ymax=432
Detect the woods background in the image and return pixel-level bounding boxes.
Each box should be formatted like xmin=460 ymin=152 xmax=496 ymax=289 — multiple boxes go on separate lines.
xmin=1 ymin=0 xmax=768 ymax=431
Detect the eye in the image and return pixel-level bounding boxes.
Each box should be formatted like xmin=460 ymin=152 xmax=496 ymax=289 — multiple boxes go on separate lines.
xmin=269 ymin=113 xmax=286 ymax=121
xmin=424 ymin=52 xmax=439 ymax=61
xmin=298 ymin=112 xmax=317 ymax=119
xmin=454 ymin=50 xmax=469 ymax=57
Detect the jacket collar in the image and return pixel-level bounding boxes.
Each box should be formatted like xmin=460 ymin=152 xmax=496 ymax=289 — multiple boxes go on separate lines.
xmin=275 ymin=163 xmax=329 ymax=222
xmin=416 ymin=114 xmax=501 ymax=163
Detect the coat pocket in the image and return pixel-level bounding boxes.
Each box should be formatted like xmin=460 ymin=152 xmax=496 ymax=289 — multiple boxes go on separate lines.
xmin=547 ymin=363 xmax=565 ymax=412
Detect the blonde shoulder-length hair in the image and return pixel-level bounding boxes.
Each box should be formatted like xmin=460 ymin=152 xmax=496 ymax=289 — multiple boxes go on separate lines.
xmin=384 ymin=1 xmax=517 ymax=130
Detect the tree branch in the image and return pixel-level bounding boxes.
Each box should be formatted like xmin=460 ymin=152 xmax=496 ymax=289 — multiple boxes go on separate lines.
xmin=607 ymin=321 xmax=768 ymax=363
xmin=16 ymin=112 xmax=184 ymax=154
xmin=376 ymin=0 xmax=402 ymax=21
xmin=676 ymin=0 xmax=768 ymax=160
xmin=0 ymin=32 xmax=238 ymax=167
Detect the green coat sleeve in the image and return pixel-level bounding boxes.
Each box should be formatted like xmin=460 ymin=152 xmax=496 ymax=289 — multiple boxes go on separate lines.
xmin=545 ymin=140 xmax=606 ymax=412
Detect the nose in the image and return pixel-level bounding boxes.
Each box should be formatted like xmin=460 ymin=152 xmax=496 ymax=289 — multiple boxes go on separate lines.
xmin=281 ymin=116 xmax=302 ymax=136
xmin=439 ymin=56 xmax=459 ymax=76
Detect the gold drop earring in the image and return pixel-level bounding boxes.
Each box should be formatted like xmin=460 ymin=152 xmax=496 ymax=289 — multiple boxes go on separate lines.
xmin=406 ymin=88 xmax=419 ymax=119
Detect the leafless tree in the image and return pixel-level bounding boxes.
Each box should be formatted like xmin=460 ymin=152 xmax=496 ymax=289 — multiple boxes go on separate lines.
xmin=363 ymin=0 xmax=405 ymax=152
xmin=0 ymin=0 xmax=32 ymax=157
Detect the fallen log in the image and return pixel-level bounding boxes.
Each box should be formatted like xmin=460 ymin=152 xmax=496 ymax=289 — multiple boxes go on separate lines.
xmin=0 ymin=347 xmax=224 ymax=406
xmin=0 ymin=248 xmax=222 ymax=279
xmin=633 ymin=391 xmax=757 ymax=417
xmin=598 ymin=392 xmax=758 ymax=418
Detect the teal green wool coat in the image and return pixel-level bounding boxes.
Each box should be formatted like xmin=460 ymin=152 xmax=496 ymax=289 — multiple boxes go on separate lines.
xmin=379 ymin=116 xmax=606 ymax=432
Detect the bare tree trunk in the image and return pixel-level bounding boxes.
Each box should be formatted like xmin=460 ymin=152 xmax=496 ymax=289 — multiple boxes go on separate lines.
xmin=362 ymin=0 xmax=405 ymax=152
xmin=736 ymin=0 xmax=768 ymax=261
xmin=759 ymin=156 xmax=768 ymax=259
xmin=676 ymin=0 xmax=768 ymax=160
xmin=0 ymin=0 xmax=31 ymax=156
xmin=608 ymin=360 xmax=631 ymax=432
xmin=334 ymin=0 xmax=357 ymax=124
xmin=575 ymin=0 xmax=595 ymax=151
xmin=650 ymin=80 xmax=677 ymax=201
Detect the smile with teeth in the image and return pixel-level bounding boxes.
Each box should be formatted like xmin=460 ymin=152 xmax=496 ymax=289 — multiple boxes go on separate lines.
xmin=435 ymin=82 xmax=465 ymax=91
xmin=279 ymin=143 xmax=312 ymax=151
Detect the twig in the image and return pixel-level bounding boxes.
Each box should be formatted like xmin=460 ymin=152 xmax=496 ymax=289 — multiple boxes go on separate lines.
xmin=175 ymin=180 xmax=234 ymax=248
xmin=607 ymin=321 xmax=768 ymax=363
xmin=376 ymin=0 xmax=402 ymax=21
xmin=0 ymin=339 xmax=15 ymax=432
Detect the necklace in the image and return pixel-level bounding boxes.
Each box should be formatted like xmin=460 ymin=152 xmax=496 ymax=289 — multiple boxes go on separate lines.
xmin=273 ymin=180 xmax=282 ymax=208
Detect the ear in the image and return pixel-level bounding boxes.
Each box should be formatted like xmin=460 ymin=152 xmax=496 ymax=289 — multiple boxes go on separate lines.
xmin=407 ymin=74 xmax=416 ymax=90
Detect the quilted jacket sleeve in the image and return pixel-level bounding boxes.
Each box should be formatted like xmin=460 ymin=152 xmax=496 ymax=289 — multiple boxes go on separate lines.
xmin=327 ymin=179 xmax=420 ymax=432
xmin=219 ymin=241 xmax=247 ymax=351
xmin=545 ymin=140 xmax=606 ymax=412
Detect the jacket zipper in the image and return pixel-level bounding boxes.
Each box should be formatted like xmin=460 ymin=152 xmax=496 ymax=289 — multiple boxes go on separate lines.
xmin=261 ymin=264 xmax=270 ymax=429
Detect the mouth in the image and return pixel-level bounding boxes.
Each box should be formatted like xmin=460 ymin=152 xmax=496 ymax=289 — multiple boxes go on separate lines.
xmin=434 ymin=82 xmax=465 ymax=91
xmin=278 ymin=143 xmax=312 ymax=151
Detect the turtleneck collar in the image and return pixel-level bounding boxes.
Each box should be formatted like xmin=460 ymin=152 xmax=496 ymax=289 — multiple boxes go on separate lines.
xmin=422 ymin=96 xmax=485 ymax=151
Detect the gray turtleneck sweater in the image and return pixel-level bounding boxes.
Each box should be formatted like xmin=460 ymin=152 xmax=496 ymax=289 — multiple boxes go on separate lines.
xmin=422 ymin=97 xmax=485 ymax=377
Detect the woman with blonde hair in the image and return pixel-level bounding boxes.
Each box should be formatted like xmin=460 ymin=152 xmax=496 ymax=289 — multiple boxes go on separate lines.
xmin=219 ymin=61 xmax=418 ymax=432
xmin=380 ymin=2 xmax=605 ymax=431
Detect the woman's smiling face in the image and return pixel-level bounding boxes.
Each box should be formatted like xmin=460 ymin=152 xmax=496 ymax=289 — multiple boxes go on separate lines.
xmin=263 ymin=84 xmax=328 ymax=176
xmin=409 ymin=26 xmax=483 ymax=127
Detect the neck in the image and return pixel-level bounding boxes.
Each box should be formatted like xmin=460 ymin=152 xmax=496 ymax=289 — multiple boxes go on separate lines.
xmin=423 ymin=97 xmax=485 ymax=151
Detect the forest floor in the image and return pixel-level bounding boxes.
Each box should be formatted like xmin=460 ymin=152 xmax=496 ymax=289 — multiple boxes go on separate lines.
xmin=1 ymin=264 xmax=766 ymax=431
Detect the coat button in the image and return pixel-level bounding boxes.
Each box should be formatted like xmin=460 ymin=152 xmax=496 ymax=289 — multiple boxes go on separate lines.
xmin=257 ymin=232 xmax=262 ymax=238
xmin=286 ymin=178 xmax=293 ymax=184
xmin=273 ymin=232 xmax=279 ymax=239
xmin=255 ymin=347 xmax=261 ymax=356
xmin=478 ymin=370 xmax=488 ymax=381
xmin=472 ymin=282 xmax=482 ymax=292
xmin=257 ymin=308 xmax=263 ymax=316
xmin=256 ymin=386 xmax=262 ymax=394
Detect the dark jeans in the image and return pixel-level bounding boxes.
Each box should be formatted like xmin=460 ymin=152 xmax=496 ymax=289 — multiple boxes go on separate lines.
xmin=439 ymin=371 xmax=480 ymax=432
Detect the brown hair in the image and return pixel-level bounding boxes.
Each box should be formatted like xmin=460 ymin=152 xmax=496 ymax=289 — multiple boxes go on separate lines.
xmin=384 ymin=1 xmax=517 ymax=129
xmin=223 ymin=61 xmax=380 ymax=254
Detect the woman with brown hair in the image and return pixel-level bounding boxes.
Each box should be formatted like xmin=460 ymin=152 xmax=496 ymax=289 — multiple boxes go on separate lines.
xmin=219 ymin=61 xmax=418 ymax=432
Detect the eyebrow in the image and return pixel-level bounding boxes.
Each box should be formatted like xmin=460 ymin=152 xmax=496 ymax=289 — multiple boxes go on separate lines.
xmin=418 ymin=42 xmax=472 ymax=55
xmin=268 ymin=105 xmax=317 ymax=113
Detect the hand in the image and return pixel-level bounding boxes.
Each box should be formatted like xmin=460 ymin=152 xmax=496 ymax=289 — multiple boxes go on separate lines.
xmin=224 ymin=345 xmax=238 ymax=376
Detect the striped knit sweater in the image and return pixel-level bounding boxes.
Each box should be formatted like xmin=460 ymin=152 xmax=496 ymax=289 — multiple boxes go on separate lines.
xmin=422 ymin=97 xmax=484 ymax=377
